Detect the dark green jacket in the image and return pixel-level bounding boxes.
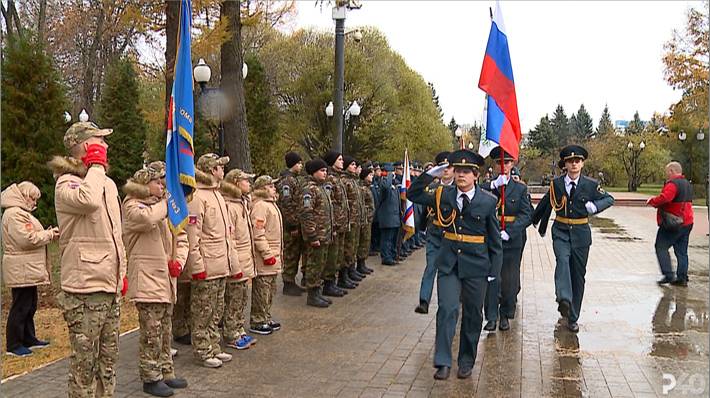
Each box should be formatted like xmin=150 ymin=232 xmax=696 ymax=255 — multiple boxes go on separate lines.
xmin=408 ymin=173 xmax=503 ymax=279
xmin=481 ymin=179 xmax=533 ymax=249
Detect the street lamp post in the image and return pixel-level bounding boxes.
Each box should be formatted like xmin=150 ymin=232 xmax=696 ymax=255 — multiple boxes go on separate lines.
xmin=326 ymin=100 xmax=361 ymax=152
xmin=331 ymin=1 xmax=361 ymax=152
xmin=678 ymin=129 xmax=706 ymax=183
xmin=455 ymin=127 xmax=463 ymax=150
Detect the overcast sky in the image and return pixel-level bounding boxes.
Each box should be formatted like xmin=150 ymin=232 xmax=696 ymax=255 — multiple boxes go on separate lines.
xmin=290 ymin=1 xmax=700 ymax=133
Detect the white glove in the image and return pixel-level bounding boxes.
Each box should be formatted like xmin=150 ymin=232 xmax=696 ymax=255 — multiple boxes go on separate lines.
xmin=492 ymin=174 xmax=509 ymax=189
xmin=426 ymin=163 xmax=449 ymax=178
xmin=585 ymin=201 xmax=597 ymax=215
xmin=487 ymin=276 xmax=496 ymax=282
xmin=501 ymin=230 xmax=510 ymax=241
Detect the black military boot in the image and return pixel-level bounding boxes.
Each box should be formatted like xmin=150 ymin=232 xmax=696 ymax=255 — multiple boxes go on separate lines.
xmin=317 ymin=287 xmax=333 ymax=304
xmin=348 ymin=265 xmax=364 ymax=281
xmin=306 ymin=288 xmax=329 ymax=308
xmin=143 ymin=381 xmax=174 ymax=397
xmin=356 ymin=259 xmax=373 ymax=275
xmin=323 ymin=280 xmax=345 ymax=297
xmin=283 ymin=281 xmax=304 ymax=297
xmin=337 ymin=269 xmax=357 ymax=289
xmin=359 ymin=259 xmax=374 ymax=274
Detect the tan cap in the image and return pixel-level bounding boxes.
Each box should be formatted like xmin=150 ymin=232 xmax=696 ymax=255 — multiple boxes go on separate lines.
xmin=147 ymin=161 xmax=166 ymax=179
xmin=253 ymin=175 xmax=279 ymax=190
xmin=224 ymin=168 xmax=255 ymax=184
xmin=63 ymin=122 xmax=113 ymax=150
xmin=196 ymin=153 xmax=230 ymax=172
xmin=131 ymin=166 xmax=164 ymax=185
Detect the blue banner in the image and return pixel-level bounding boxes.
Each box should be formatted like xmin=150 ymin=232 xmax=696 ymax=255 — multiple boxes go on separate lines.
xmin=165 ymin=0 xmax=195 ymax=234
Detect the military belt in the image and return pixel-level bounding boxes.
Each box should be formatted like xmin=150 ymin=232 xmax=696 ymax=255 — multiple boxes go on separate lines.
xmin=497 ymin=215 xmax=516 ymax=222
xmin=432 ymin=220 xmax=444 ymax=228
xmin=555 ymin=216 xmax=589 ymax=225
xmin=443 ymin=232 xmax=485 ymax=244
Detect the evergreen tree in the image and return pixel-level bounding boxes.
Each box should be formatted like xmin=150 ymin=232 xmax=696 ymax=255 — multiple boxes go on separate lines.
xmin=527 ymin=115 xmax=557 ymax=156
xmin=448 ymin=116 xmax=459 ymax=149
xmin=1 ymin=35 xmax=68 ymax=225
xmin=245 ymin=54 xmax=281 ymax=175
xmin=97 ymin=57 xmax=148 ymax=188
xmin=571 ymin=104 xmax=593 ymax=141
xmin=596 ymin=105 xmax=615 ymax=138
xmin=550 ymin=105 xmax=570 ymax=146
xmin=428 ymin=82 xmax=444 ymax=122
xmin=626 ymin=111 xmax=644 ymax=135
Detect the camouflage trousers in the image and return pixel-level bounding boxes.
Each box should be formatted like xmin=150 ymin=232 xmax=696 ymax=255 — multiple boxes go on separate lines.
xmin=136 ymin=302 xmax=174 ymax=383
xmin=304 ymin=243 xmax=329 ymax=288
xmin=222 ymin=279 xmax=249 ymax=341
xmin=59 ymin=291 xmax=120 ymax=398
xmin=325 ymin=231 xmax=346 ymax=279
xmin=282 ymin=228 xmax=305 ymax=283
xmin=172 ymin=282 xmax=191 ymax=338
xmin=344 ymin=223 xmax=361 ymax=266
xmin=190 ymin=278 xmax=226 ymax=361
xmin=250 ymin=275 xmax=277 ymax=326
xmin=358 ymin=220 xmax=372 ymax=261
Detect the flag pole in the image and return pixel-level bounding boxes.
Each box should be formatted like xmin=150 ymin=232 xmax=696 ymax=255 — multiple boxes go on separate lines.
xmin=488 ymin=5 xmax=506 ymax=231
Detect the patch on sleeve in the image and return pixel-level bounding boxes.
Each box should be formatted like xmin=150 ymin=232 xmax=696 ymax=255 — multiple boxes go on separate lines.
xmin=188 ymin=215 xmax=198 ymax=225
xmin=138 ymin=203 xmax=147 ymax=209
xmin=281 ymin=185 xmax=291 ymax=198
xmin=303 ymin=193 xmax=312 ymax=209
xmin=597 ymin=185 xmax=606 ymax=194
xmin=255 ymin=218 xmax=266 ymax=229
xmin=24 ymin=223 xmax=33 ymax=231
xmin=68 ymin=181 xmax=80 ymax=189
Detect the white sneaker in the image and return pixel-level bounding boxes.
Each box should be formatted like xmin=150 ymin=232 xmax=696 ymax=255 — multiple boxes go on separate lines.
xmin=170 ymin=348 xmax=178 ymax=357
xmin=203 ymin=357 xmax=222 ymax=368
xmin=215 ymin=352 xmax=232 ymax=362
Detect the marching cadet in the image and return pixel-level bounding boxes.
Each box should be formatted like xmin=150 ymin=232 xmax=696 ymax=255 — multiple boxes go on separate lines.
xmin=249 ymin=176 xmax=284 ymax=335
xmin=408 ymin=149 xmax=502 ymax=380
xmin=300 ymin=159 xmax=337 ymax=306
xmin=377 ymin=162 xmax=401 ymax=266
xmin=481 ymin=147 xmax=533 ymax=332
xmin=220 ymin=169 xmax=258 ymax=350
xmin=370 ymin=162 xmax=382 ymax=256
xmin=322 ymin=151 xmax=357 ymax=290
xmin=415 ymin=151 xmax=453 ymax=315
xmin=2 ymin=182 xmax=58 ymax=357
xmin=277 ymin=152 xmax=307 ymax=296
xmin=342 ymin=156 xmax=368 ymax=282
xmin=356 ymin=163 xmax=376 ymax=275
xmin=532 ymin=145 xmax=615 ymax=332
xmin=187 ymin=153 xmax=240 ymax=368
xmin=49 ymin=121 xmax=127 ymax=396
xmin=123 ymin=167 xmax=189 ymax=397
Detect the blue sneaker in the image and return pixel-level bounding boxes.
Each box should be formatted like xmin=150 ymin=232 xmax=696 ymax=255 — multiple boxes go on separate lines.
xmin=226 ymin=334 xmax=256 ymax=350
xmin=27 ymin=340 xmax=50 ymax=350
xmin=7 ymin=346 xmax=33 ymax=357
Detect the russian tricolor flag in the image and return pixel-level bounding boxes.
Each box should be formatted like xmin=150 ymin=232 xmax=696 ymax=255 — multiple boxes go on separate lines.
xmin=478 ymin=1 xmax=521 ymax=159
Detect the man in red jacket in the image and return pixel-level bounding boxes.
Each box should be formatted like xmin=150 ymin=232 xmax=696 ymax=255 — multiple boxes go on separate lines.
xmin=646 ymin=161 xmax=694 ymax=287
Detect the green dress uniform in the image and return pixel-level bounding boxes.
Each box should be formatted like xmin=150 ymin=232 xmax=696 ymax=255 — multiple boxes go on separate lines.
xmin=407 ymin=150 xmax=503 ymax=376
xmin=481 ymin=147 xmax=533 ymax=326
xmin=532 ymin=145 xmax=614 ymax=329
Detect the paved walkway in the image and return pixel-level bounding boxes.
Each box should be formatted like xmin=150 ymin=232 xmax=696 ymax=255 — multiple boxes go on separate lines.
xmin=1 ymin=207 xmax=708 ymax=397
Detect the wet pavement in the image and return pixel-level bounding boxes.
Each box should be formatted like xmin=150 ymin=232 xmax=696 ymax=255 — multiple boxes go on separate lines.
xmin=1 ymin=206 xmax=707 ymax=397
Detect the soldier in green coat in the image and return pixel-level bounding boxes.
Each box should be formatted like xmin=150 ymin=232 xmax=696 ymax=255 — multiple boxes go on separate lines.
xmin=277 ymin=152 xmax=307 ymax=296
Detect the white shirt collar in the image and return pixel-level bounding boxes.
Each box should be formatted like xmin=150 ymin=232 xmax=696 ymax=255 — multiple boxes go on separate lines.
xmin=564 ymin=174 xmax=580 ymax=186
xmin=457 ymin=186 xmax=476 ymax=200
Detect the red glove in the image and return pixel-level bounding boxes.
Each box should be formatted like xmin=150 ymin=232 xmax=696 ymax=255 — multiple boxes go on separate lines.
xmin=263 ymin=257 xmax=277 ymax=266
xmin=81 ymin=144 xmax=108 ymax=168
xmin=230 ymin=272 xmax=244 ymax=279
xmin=192 ymin=271 xmax=207 ymax=280
xmin=121 ymin=276 xmax=128 ymax=296
xmin=168 ymin=260 xmax=182 ymax=278
xmin=380 ymin=171 xmax=388 ymax=177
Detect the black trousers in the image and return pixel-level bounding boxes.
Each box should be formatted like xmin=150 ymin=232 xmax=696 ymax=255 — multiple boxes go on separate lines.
xmin=6 ymin=286 xmax=39 ymax=351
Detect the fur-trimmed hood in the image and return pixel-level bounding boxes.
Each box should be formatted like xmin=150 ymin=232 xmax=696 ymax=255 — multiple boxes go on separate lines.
xmin=47 ymin=156 xmax=88 ymax=179
xmin=195 ymin=168 xmax=219 ymax=189
xmin=220 ymin=181 xmax=244 ymax=200
xmin=1 ymin=183 xmax=33 ymax=211
xmin=252 ymin=187 xmax=275 ymax=203
xmin=122 ymin=179 xmax=161 ymax=204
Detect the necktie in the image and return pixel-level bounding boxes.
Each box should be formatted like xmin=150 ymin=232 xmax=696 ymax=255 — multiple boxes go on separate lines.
xmin=569 ymin=181 xmax=576 ymax=199
xmin=461 ymin=194 xmax=470 ymax=212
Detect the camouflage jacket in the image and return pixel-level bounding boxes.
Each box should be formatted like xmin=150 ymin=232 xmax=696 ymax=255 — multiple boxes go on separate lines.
xmin=277 ymin=169 xmax=304 ymax=230
xmin=343 ymin=171 xmax=366 ymax=226
xmin=327 ymin=168 xmax=350 ymax=233
xmin=360 ymin=180 xmax=375 ymax=224
xmin=300 ymin=176 xmax=334 ymax=244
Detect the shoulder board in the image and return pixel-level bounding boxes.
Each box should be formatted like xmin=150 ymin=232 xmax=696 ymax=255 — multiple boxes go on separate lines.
xmin=581 ymin=175 xmax=599 ymax=185
xmin=479 ymin=189 xmax=497 ymax=200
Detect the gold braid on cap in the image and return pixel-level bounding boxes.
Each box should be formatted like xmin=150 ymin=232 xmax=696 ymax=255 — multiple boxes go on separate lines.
xmin=548 ymin=180 xmax=566 ymax=211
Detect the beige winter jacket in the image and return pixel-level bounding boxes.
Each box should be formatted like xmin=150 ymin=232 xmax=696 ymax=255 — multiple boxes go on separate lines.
xmin=250 ymin=188 xmax=283 ymax=276
xmin=185 ymin=169 xmax=240 ymax=280
xmin=122 ymin=181 xmax=189 ymax=304
xmin=220 ymin=182 xmax=256 ymax=282
xmin=49 ymin=157 xmax=127 ymax=294
xmin=1 ymin=184 xmax=53 ymax=288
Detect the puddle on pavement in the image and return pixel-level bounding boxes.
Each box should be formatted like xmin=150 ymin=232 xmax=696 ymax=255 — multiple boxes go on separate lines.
xmin=589 ymin=216 xmax=643 ymax=241
xmin=577 ymin=287 xmax=708 ymax=362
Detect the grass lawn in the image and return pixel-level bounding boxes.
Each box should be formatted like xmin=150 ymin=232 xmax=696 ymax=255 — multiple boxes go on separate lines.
xmin=1 ymin=242 xmax=139 ymax=380
xmin=605 ymin=185 xmax=664 ymax=196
